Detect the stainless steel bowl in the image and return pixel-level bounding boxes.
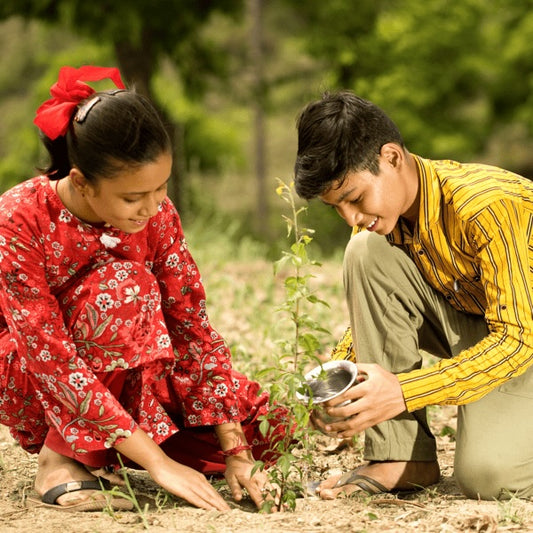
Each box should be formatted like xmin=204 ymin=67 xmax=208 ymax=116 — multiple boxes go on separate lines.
xmin=297 ymin=360 xmax=358 ymax=426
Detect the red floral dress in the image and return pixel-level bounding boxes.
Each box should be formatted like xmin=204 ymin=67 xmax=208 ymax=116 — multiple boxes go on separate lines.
xmin=0 ymin=176 xmax=274 ymax=466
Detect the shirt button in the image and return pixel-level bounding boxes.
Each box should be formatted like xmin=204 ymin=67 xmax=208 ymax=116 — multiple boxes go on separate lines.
xmin=418 ymin=250 xmax=424 ymax=255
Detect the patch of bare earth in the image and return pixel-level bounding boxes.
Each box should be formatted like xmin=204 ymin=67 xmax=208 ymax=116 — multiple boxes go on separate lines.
xmin=2 ymin=258 xmax=532 ymax=531
xmin=1 ymin=407 xmax=532 ymax=533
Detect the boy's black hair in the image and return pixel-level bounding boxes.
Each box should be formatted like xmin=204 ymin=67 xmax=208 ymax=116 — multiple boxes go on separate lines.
xmin=294 ymin=91 xmax=404 ymax=199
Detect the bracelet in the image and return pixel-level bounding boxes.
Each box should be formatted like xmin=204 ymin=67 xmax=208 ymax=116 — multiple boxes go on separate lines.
xmin=222 ymin=444 xmax=253 ymax=457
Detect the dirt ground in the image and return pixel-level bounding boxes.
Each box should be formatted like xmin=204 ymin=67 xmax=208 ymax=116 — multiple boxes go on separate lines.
xmin=1 ymin=256 xmax=532 ymax=532
xmin=1 ymin=406 xmax=532 ymax=533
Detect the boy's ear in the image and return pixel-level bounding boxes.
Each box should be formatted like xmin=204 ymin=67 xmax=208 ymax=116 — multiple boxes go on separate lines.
xmin=380 ymin=143 xmax=404 ymax=168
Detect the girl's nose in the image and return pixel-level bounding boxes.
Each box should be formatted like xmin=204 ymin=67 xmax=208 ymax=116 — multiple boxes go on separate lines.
xmin=139 ymin=195 xmax=159 ymax=217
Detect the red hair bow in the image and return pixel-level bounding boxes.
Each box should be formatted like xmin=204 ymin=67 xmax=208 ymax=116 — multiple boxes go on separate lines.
xmin=34 ymin=65 xmax=126 ymax=140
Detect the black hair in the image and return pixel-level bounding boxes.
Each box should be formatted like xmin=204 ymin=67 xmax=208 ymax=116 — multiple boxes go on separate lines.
xmin=40 ymin=90 xmax=171 ymax=182
xmin=294 ymin=91 xmax=404 ymax=199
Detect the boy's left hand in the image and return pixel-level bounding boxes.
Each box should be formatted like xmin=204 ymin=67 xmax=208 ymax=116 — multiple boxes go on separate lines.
xmin=315 ymin=363 xmax=407 ymax=438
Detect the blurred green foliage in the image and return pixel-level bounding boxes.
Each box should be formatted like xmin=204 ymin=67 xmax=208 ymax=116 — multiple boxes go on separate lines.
xmin=1 ymin=0 xmax=532 ymax=255
xmin=0 ymin=17 xmax=114 ymax=187
xmin=287 ymin=0 xmax=533 ymax=173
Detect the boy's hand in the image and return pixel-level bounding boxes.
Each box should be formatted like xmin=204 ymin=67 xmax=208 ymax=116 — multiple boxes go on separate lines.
xmin=314 ymin=363 xmax=407 ymax=438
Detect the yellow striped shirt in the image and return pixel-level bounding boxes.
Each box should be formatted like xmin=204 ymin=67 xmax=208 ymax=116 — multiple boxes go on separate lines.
xmin=334 ymin=155 xmax=533 ymax=412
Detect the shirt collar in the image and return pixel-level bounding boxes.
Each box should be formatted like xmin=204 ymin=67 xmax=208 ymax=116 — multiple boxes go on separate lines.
xmin=413 ymin=154 xmax=442 ymax=228
xmin=386 ymin=154 xmax=442 ymax=245
xmin=351 ymin=154 xmax=443 ymax=244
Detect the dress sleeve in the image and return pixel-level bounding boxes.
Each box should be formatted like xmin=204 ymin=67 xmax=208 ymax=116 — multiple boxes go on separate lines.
xmin=0 ymin=215 xmax=137 ymax=452
xmin=151 ymin=201 xmax=240 ymax=427
xmin=399 ymin=197 xmax=533 ymax=411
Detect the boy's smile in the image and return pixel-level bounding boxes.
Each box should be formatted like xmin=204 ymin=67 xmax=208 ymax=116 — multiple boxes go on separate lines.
xmin=319 ymin=143 xmax=420 ymax=235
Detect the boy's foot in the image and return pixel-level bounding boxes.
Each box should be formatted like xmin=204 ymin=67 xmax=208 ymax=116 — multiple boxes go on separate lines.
xmin=316 ymin=460 xmax=440 ymax=499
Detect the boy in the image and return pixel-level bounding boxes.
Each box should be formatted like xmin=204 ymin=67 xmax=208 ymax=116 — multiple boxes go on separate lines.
xmin=294 ymin=91 xmax=533 ymax=500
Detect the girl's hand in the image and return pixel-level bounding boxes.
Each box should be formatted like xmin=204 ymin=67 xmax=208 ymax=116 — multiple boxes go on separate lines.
xmin=224 ymin=451 xmax=276 ymax=510
xmin=214 ymin=421 xmax=279 ymax=510
xmin=149 ymin=456 xmax=230 ymax=512
xmin=114 ymin=428 xmax=230 ymax=511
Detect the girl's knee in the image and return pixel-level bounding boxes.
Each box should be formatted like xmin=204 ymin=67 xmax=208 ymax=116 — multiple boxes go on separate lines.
xmin=99 ymin=261 xmax=157 ymax=288
xmin=72 ymin=261 xmax=159 ymax=306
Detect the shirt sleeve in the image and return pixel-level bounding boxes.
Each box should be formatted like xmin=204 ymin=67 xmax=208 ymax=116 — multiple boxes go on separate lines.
xmin=399 ymin=197 xmax=533 ymax=411
xmin=0 ymin=214 xmax=137 ymax=451
xmin=330 ymin=327 xmax=356 ymax=362
xmin=151 ymin=201 xmax=240 ymax=427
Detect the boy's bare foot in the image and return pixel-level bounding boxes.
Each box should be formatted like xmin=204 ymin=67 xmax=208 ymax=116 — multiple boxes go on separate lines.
xmin=34 ymin=445 xmax=107 ymax=506
xmin=317 ymin=460 xmax=440 ymax=500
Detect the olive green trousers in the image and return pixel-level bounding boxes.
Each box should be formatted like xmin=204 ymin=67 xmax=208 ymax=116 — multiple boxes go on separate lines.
xmin=343 ymin=231 xmax=533 ymax=500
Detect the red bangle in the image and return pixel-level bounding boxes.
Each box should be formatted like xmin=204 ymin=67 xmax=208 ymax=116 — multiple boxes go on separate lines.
xmin=222 ymin=444 xmax=253 ymax=457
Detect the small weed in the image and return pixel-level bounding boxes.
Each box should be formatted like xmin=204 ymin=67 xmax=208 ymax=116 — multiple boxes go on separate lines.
xmin=438 ymin=425 xmax=456 ymax=440
xmin=497 ymin=492 xmax=529 ymax=526
xmin=153 ymin=488 xmax=173 ymax=511
xmin=99 ymin=455 xmax=151 ymax=528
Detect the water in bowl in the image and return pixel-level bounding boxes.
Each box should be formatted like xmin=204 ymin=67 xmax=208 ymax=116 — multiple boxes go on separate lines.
xmin=307 ymin=367 xmax=353 ymax=402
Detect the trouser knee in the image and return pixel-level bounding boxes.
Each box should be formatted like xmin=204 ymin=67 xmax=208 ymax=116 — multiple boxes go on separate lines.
xmin=344 ymin=231 xmax=390 ymax=276
xmin=455 ymin=460 xmax=493 ymax=499
xmin=455 ymin=450 xmax=518 ymax=500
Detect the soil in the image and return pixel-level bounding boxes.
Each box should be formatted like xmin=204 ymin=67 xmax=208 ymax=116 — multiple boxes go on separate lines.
xmin=1 ymin=257 xmax=532 ymax=532
xmin=1 ymin=408 xmax=532 ymax=533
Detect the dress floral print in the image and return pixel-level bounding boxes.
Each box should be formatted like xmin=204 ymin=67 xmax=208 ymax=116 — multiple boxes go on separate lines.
xmin=0 ymin=176 xmax=267 ymax=458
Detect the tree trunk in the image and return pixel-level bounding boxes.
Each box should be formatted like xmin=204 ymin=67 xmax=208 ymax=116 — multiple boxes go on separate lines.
xmin=248 ymin=0 xmax=269 ymax=235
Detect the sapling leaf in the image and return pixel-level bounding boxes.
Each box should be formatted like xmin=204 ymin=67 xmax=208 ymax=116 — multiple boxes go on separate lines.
xmin=256 ymin=179 xmax=335 ymax=512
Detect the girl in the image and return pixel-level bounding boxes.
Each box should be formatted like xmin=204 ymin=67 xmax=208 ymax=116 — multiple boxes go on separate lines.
xmin=0 ymin=66 xmax=285 ymax=512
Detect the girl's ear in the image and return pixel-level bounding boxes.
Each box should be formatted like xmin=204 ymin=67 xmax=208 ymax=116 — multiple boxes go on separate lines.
xmin=68 ymin=168 xmax=91 ymax=196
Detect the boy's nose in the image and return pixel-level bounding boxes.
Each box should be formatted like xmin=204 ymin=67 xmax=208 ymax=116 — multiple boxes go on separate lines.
xmin=338 ymin=205 xmax=360 ymax=227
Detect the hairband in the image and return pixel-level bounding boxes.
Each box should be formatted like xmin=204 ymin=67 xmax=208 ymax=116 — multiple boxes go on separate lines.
xmin=33 ymin=65 xmax=126 ymax=140
xmin=73 ymin=89 xmax=126 ymax=124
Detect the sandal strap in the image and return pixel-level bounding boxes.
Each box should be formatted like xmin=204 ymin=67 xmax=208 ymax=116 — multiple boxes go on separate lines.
xmin=41 ymin=478 xmax=111 ymax=505
xmin=335 ymin=470 xmax=389 ymax=494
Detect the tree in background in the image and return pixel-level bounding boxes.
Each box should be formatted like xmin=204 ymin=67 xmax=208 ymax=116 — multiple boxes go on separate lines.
xmin=284 ymin=0 xmax=533 ymax=176
xmin=0 ymin=0 xmax=244 ymax=210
